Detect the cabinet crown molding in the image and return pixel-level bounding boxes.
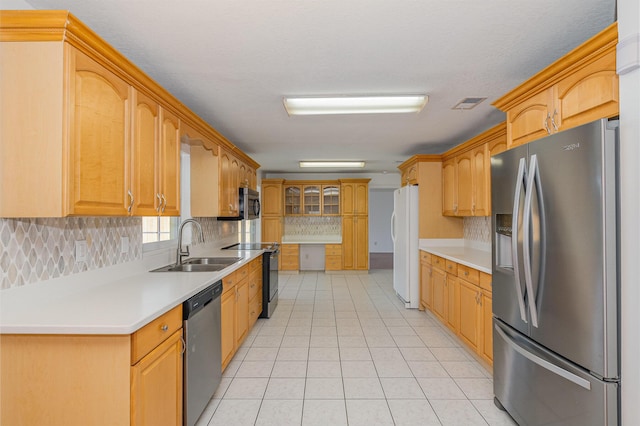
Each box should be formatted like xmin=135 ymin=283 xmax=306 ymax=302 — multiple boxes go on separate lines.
xmin=442 ymin=122 xmax=507 ymax=160
xmin=493 ymin=22 xmax=618 ymax=112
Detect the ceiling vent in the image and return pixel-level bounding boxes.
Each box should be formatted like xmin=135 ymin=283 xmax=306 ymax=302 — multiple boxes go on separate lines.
xmin=452 ymin=97 xmax=487 ymax=110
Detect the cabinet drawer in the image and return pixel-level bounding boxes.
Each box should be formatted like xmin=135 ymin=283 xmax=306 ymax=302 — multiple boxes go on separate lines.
xmin=432 ymin=255 xmax=446 ymax=269
xmin=131 ymin=305 xmax=182 ymax=364
xmin=249 ymin=294 xmax=262 ymax=327
xmin=420 ymin=251 xmax=432 ymax=265
xmin=445 ymin=259 xmax=457 ymax=275
xmin=480 ymin=272 xmax=492 ymax=292
xmin=222 ymin=270 xmax=238 ymax=293
xmin=457 ymin=264 xmax=480 ymax=285
xmin=250 ymin=257 xmax=263 ymax=273
xmin=325 ymin=244 xmax=342 ymax=256
xmin=325 ymin=255 xmax=342 ymax=270
xmin=236 ymin=264 xmax=250 ymax=281
xmin=248 ymin=271 xmax=262 ymax=300
xmin=281 ymin=244 xmax=299 ymax=254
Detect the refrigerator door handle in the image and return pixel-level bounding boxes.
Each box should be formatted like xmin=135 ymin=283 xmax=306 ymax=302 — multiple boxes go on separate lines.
xmin=512 ymin=157 xmax=528 ymax=323
xmin=523 ymin=154 xmax=540 ymax=328
xmin=495 ymin=323 xmax=592 ymax=390
xmin=390 ymin=211 xmax=397 ymax=243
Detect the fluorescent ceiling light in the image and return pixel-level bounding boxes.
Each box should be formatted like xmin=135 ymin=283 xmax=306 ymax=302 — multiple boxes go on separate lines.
xmin=299 ymin=161 xmax=365 ymax=168
xmin=284 ymin=95 xmax=428 ymax=115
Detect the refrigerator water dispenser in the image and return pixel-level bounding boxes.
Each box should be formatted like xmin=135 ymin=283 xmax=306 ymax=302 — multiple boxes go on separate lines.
xmin=495 ymin=214 xmax=513 ymax=269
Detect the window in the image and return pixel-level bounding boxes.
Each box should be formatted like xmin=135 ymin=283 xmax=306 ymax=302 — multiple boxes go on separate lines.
xmin=142 ymin=217 xmax=178 ymax=250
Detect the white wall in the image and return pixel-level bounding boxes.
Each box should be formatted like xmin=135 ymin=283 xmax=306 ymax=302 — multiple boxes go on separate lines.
xmin=369 ymin=188 xmax=394 ymax=253
xmin=617 ymin=0 xmax=640 ymax=423
xmin=264 ymin=171 xmax=400 ymax=189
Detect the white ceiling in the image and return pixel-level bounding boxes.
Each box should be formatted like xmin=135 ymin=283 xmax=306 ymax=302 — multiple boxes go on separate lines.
xmin=21 ymin=0 xmax=615 ymax=174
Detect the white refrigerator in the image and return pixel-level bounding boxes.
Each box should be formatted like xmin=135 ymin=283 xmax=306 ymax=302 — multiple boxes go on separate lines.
xmin=391 ymin=185 xmax=419 ymax=308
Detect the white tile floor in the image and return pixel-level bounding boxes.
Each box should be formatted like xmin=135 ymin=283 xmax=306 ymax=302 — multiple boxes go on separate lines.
xmin=196 ymin=270 xmax=517 ymax=426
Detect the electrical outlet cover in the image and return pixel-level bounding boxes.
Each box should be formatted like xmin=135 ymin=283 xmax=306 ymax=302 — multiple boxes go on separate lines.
xmin=121 ymin=236 xmax=129 ymax=254
xmin=75 ymin=240 xmax=88 ymax=262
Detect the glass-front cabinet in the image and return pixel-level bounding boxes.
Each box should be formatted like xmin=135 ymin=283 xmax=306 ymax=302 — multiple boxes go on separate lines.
xmin=303 ymin=185 xmax=321 ymax=215
xmin=282 ymin=181 xmax=341 ymax=216
xmin=322 ymin=185 xmax=340 ymax=215
xmin=284 ymin=185 xmax=302 ymax=215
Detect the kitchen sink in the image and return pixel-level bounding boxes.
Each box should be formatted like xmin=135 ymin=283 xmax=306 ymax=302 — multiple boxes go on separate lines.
xmin=151 ymin=257 xmax=242 ymax=272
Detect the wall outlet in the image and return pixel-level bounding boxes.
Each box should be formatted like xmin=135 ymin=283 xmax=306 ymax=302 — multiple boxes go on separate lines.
xmin=120 ymin=236 xmax=129 ymax=254
xmin=75 ymin=240 xmax=88 ymax=263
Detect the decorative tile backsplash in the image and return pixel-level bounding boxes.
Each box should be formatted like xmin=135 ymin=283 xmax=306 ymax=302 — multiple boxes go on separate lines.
xmin=0 ymin=216 xmax=237 ymax=290
xmin=284 ymin=216 xmax=341 ymax=236
xmin=463 ymin=216 xmax=491 ymax=243
xmin=0 ymin=217 xmax=142 ymax=289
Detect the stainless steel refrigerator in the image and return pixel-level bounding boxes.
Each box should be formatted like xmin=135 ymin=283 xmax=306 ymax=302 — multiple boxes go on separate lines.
xmin=491 ymin=118 xmax=620 ymax=425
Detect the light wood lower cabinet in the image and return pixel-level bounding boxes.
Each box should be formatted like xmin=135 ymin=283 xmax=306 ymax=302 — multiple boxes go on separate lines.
xmin=325 ymin=244 xmax=343 ymax=271
xmin=221 ymin=257 xmax=262 ymax=371
xmin=1 ymin=305 xmax=183 ymax=426
xmin=281 ymin=244 xmax=300 ymax=271
xmin=420 ymin=250 xmax=493 ymax=365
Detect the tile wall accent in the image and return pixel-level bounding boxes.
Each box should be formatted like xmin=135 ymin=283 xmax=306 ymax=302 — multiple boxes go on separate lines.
xmin=194 ymin=218 xmax=238 ymax=244
xmin=0 ymin=217 xmax=142 ymax=290
xmin=463 ymin=217 xmax=491 ymax=243
xmin=284 ymin=216 xmax=341 ymax=236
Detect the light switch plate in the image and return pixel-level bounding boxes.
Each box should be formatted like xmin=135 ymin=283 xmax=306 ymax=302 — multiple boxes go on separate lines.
xmin=120 ymin=236 xmax=129 ymax=254
xmin=75 ymin=240 xmax=88 ymax=263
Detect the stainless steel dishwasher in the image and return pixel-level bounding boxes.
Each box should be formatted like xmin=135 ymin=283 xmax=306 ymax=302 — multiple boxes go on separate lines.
xmin=183 ymin=280 xmax=223 ymax=426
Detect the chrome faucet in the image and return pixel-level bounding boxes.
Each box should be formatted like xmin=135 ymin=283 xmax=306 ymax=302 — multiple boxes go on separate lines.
xmin=176 ymin=219 xmax=204 ymax=266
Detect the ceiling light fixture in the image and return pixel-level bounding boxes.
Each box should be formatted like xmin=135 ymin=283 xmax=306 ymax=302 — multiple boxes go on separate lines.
xmin=299 ymin=161 xmax=365 ymax=168
xmin=284 ymin=95 xmax=428 ymax=115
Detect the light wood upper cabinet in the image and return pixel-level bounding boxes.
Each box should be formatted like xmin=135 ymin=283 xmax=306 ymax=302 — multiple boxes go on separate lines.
xmin=442 ymin=158 xmax=457 ymax=216
xmin=303 ymin=185 xmax=321 ymax=215
xmin=494 ymin=23 xmax=618 ymax=148
xmin=284 ymin=185 xmax=302 ymax=215
xmin=70 ymin=48 xmax=132 ymax=216
xmin=219 ymin=147 xmax=239 ymax=217
xmin=261 ymin=180 xmax=283 ymax=216
xmin=0 ymin=11 xmax=259 ymax=218
xmin=340 ymin=179 xmax=369 ymax=215
xmin=322 ymin=185 xmax=340 ymax=215
xmin=442 ymin=123 xmax=505 ymax=217
xmin=132 ymin=89 xmax=160 ymax=216
xmin=158 ymin=108 xmax=180 ymax=216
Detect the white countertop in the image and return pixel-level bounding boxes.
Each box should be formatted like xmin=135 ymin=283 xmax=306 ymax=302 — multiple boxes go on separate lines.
xmin=281 ymin=235 xmax=342 ymax=244
xmin=0 ymin=243 xmax=263 ymax=335
xmin=419 ymin=239 xmax=492 ymax=274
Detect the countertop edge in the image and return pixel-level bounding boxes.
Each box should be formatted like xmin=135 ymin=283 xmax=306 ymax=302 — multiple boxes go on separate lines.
xmin=419 ymin=241 xmax=492 ymax=274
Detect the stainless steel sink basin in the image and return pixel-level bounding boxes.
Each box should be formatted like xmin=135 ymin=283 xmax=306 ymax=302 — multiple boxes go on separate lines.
xmin=183 ymin=257 xmax=242 ymax=265
xmin=150 ymin=257 xmax=242 ymax=272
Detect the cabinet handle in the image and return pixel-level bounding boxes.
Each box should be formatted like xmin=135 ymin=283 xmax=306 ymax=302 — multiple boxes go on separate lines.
xmin=464 ymin=271 xmax=469 ymax=276
xmin=161 ymin=194 xmax=167 ymax=213
xmin=180 ymin=335 xmax=186 ymax=355
xmin=127 ymin=190 xmax=134 ymax=214
xmin=161 ymin=324 xmax=169 ymax=332
xmin=551 ymin=109 xmax=559 ymax=132
xmin=544 ymin=113 xmax=552 ymax=134
xmin=156 ymin=193 xmax=162 ymax=213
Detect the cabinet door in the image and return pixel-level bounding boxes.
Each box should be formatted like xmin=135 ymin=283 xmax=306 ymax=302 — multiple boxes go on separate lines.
xmin=284 ymin=185 xmax=302 ymax=215
xmin=131 ymin=89 xmax=159 ymax=216
xmin=342 ymin=216 xmax=355 ymax=270
xmin=261 ymin=183 xmax=283 ymax=216
xmin=69 ymin=49 xmax=130 ymax=215
xmin=472 ymin=144 xmax=490 ymax=216
xmin=431 ymin=267 xmax=447 ymax=322
xmin=354 ymin=215 xmax=369 ymax=270
xmin=219 ymin=148 xmax=236 ymax=216
xmin=556 ymin=49 xmax=618 ymax=132
xmin=420 ymin=262 xmax=432 ymax=310
xmin=303 ymin=185 xmax=321 ymax=215
xmin=442 ymin=158 xmax=457 ymax=216
xmin=507 ymin=88 xmax=554 ymax=148
xmin=262 ymin=216 xmax=282 ymax=244
xmin=158 ymin=107 xmax=180 ymax=216
xmin=235 ymin=280 xmax=249 ymax=347
xmin=341 ymin=183 xmax=355 ymax=215
xmin=445 ymin=274 xmax=459 ymax=334
xmin=322 ymin=185 xmax=340 ymax=215
xmin=131 ymin=329 xmax=182 ymax=426
xmin=239 ymin=161 xmax=247 ymax=188
xmin=480 ymin=291 xmax=493 ymax=364
xmin=458 ymin=279 xmax=480 ymax=350
xmin=221 ymin=290 xmax=236 ymax=370
xmin=354 ymin=183 xmax=368 ymax=214
xmin=455 ymin=152 xmax=473 ymax=216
